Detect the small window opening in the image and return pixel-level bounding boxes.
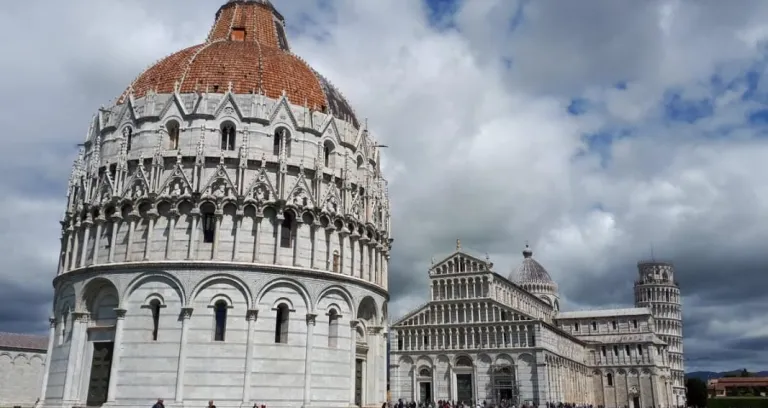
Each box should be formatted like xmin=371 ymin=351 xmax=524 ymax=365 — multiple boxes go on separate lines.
xmin=150 ymin=299 xmax=161 ymax=341
xmin=356 ymin=156 xmax=364 ymax=169
xmin=592 ymin=321 xmax=597 ymax=331
xmin=214 ymin=300 xmax=227 ymax=341
xmin=625 ymin=345 xmax=631 ymax=356
xmin=612 ymin=321 xmax=617 ymax=330
xmin=123 ymin=127 xmax=133 ymax=152
xmin=280 ymin=212 xmax=294 ymax=248
xmin=632 ymin=319 xmax=638 ymax=329
xmin=613 ymin=345 xmax=619 ymax=356
xmin=323 ymin=141 xmax=334 ymax=167
xmin=397 ymin=337 xmax=403 ymax=351
xmin=231 ymin=28 xmax=246 ymax=41
xmin=221 ymin=123 xmax=236 ymax=151
xmin=202 ymin=207 xmax=216 ymax=243
xmin=167 ymin=120 xmax=180 ymax=150
xmin=637 ymin=344 xmax=643 ymax=355
xmin=574 ymin=322 xmax=580 ymax=331
xmin=423 ymin=335 xmax=429 ymax=346
xmin=607 ymin=373 xmax=614 ymax=386
xmin=273 ymin=131 xmax=281 ymax=156
xmin=601 ymin=346 xmax=606 ymax=357
xmin=275 ymin=303 xmax=290 ymax=343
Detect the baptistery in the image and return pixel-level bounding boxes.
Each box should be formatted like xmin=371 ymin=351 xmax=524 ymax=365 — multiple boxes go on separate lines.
xmin=40 ymin=1 xmax=391 ymax=408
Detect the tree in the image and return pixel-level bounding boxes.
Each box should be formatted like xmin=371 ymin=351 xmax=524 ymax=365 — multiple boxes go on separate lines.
xmin=686 ymin=377 xmax=708 ymax=408
xmin=740 ymin=369 xmax=751 ymax=377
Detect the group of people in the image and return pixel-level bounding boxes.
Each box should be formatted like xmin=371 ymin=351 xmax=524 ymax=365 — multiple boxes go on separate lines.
xmin=391 ymin=399 xmax=598 ymax=408
xmin=152 ymin=399 xmax=267 ymax=408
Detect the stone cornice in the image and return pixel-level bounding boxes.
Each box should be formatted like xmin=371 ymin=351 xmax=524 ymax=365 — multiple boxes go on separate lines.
xmin=55 ymin=260 xmax=389 ymax=299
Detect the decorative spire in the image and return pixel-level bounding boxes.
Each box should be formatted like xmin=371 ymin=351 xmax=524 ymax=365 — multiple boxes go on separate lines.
xmin=456 ymin=239 xmax=461 ymax=251
xmin=523 ymin=243 xmax=533 ymax=258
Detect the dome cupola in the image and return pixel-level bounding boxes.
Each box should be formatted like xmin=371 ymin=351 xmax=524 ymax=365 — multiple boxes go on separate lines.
xmin=119 ymin=0 xmax=359 ymax=127
xmin=510 ymin=244 xmax=560 ymax=311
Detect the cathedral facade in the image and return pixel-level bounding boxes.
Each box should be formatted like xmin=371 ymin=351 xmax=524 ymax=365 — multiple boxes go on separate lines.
xmin=39 ymin=1 xmax=390 ymax=408
xmin=389 ymin=243 xmax=685 ymax=408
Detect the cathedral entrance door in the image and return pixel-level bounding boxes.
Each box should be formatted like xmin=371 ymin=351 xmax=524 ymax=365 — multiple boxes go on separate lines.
xmin=86 ymin=342 xmax=114 ymax=406
xmin=632 ymin=396 xmax=640 ymax=408
xmin=498 ymin=388 xmax=514 ymax=402
xmin=355 ymin=358 xmax=363 ymax=407
xmin=419 ymin=382 xmax=432 ymax=403
xmin=456 ymin=374 xmax=473 ymax=404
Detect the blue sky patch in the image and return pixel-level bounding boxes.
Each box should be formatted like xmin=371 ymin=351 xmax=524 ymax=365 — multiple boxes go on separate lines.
xmin=664 ymin=92 xmax=714 ymax=124
xmin=568 ymin=97 xmax=589 ymax=115
xmin=424 ymin=0 xmax=460 ymax=29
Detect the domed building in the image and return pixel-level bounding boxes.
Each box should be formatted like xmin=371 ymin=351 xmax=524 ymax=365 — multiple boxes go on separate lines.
xmin=389 ymin=243 xmax=685 ymax=408
xmin=39 ymin=1 xmax=391 ymax=407
xmin=510 ymin=244 xmax=560 ymax=312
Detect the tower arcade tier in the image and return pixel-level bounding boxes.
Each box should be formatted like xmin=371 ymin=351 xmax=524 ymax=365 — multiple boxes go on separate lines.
xmin=634 ymin=261 xmax=685 ymax=407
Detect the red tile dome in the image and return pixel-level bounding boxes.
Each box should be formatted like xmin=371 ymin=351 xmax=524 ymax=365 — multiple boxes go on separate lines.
xmin=119 ymin=0 xmax=359 ymax=127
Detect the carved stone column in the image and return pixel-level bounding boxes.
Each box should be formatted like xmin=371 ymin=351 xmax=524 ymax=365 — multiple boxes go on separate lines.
xmin=108 ymin=212 xmax=121 ymax=263
xmin=303 ymin=313 xmax=317 ymax=408
xmin=252 ymin=214 xmax=263 ymax=262
xmin=175 ymin=307 xmax=193 ymax=402
xmin=165 ymin=210 xmax=178 ymax=260
xmin=232 ymin=210 xmax=244 ymax=261
xmin=78 ymin=218 xmax=92 ymax=268
xmin=349 ymin=320 xmax=359 ymax=406
xmin=310 ymin=221 xmax=320 ymax=269
xmin=92 ymin=218 xmax=104 ymax=266
xmin=212 ymin=211 xmax=223 ymax=260
xmin=274 ymin=213 xmax=284 ymax=264
xmin=125 ymin=211 xmax=139 ymax=261
xmin=325 ymin=225 xmax=336 ymax=271
xmin=349 ymin=233 xmax=358 ymax=278
xmin=39 ymin=317 xmax=56 ymax=402
xmin=70 ymin=222 xmax=80 ymax=270
xmin=187 ymin=209 xmax=200 ymax=259
xmin=241 ymin=309 xmax=258 ymax=405
xmin=339 ymin=228 xmax=349 ymax=276
xmin=106 ymin=308 xmax=127 ymax=402
xmin=63 ymin=224 xmax=74 ymax=270
xmin=359 ymin=236 xmax=370 ymax=280
xmin=293 ymin=219 xmax=302 ymax=267
xmin=143 ymin=210 xmax=158 ymax=260
xmin=64 ymin=311 xmax=89 ymax=402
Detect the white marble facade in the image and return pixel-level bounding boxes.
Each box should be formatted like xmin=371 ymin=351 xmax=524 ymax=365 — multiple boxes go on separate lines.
xmin=0 ymin=334 xmax=48 ymax=407
xmin=38 ymin=2 xmax=392 ymax=407
xmin=390 ymin=245 xmax=685 ymax=408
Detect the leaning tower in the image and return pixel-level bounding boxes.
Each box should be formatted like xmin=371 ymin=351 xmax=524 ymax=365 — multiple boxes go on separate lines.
xmin=39 ymin=1 xmax=391 ymax=408
xmin=634 ymin=261 xmax=685 ymax=407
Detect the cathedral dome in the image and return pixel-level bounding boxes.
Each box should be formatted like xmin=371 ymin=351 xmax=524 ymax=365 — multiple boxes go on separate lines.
xmin=510 ymin=244 xmax=554 ymax=284
xmin=118 ymin=0 xmax=359 ymax=127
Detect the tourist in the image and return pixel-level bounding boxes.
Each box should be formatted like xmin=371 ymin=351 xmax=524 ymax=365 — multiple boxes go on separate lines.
xmin=208 ymin=400 xmax=216 ymax=408
xmin=152 ymin=399 xmax=164 ymax=408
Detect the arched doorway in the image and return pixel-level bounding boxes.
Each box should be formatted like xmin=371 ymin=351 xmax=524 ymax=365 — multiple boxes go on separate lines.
xmin=454 ymin=356 xmax=474 ymax=404
xmin=81 ymin=278 xmax=120 ymax=406
xmin=492 ymin=365 xmax=517 ymax=404
xmin=416 ymin=367 xmax=433 ymax=404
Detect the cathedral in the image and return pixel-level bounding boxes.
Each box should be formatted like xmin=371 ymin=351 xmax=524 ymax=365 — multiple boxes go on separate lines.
xmin=39 ymin=1 xmax=390 ymax=408
xmin=389 ymin=242 xmax=685 ymax=408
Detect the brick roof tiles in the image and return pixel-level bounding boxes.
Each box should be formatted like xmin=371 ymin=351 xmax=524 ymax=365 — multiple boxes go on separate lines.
xmin=0 ymin=332 xmax=48 ymax=352
xmin=118 ymin=0 xmax=357 ymax=126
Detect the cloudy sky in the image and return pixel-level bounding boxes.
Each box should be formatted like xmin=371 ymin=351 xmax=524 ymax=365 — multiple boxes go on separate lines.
xmin=2 ymin=0 xmax=768 ymax=372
